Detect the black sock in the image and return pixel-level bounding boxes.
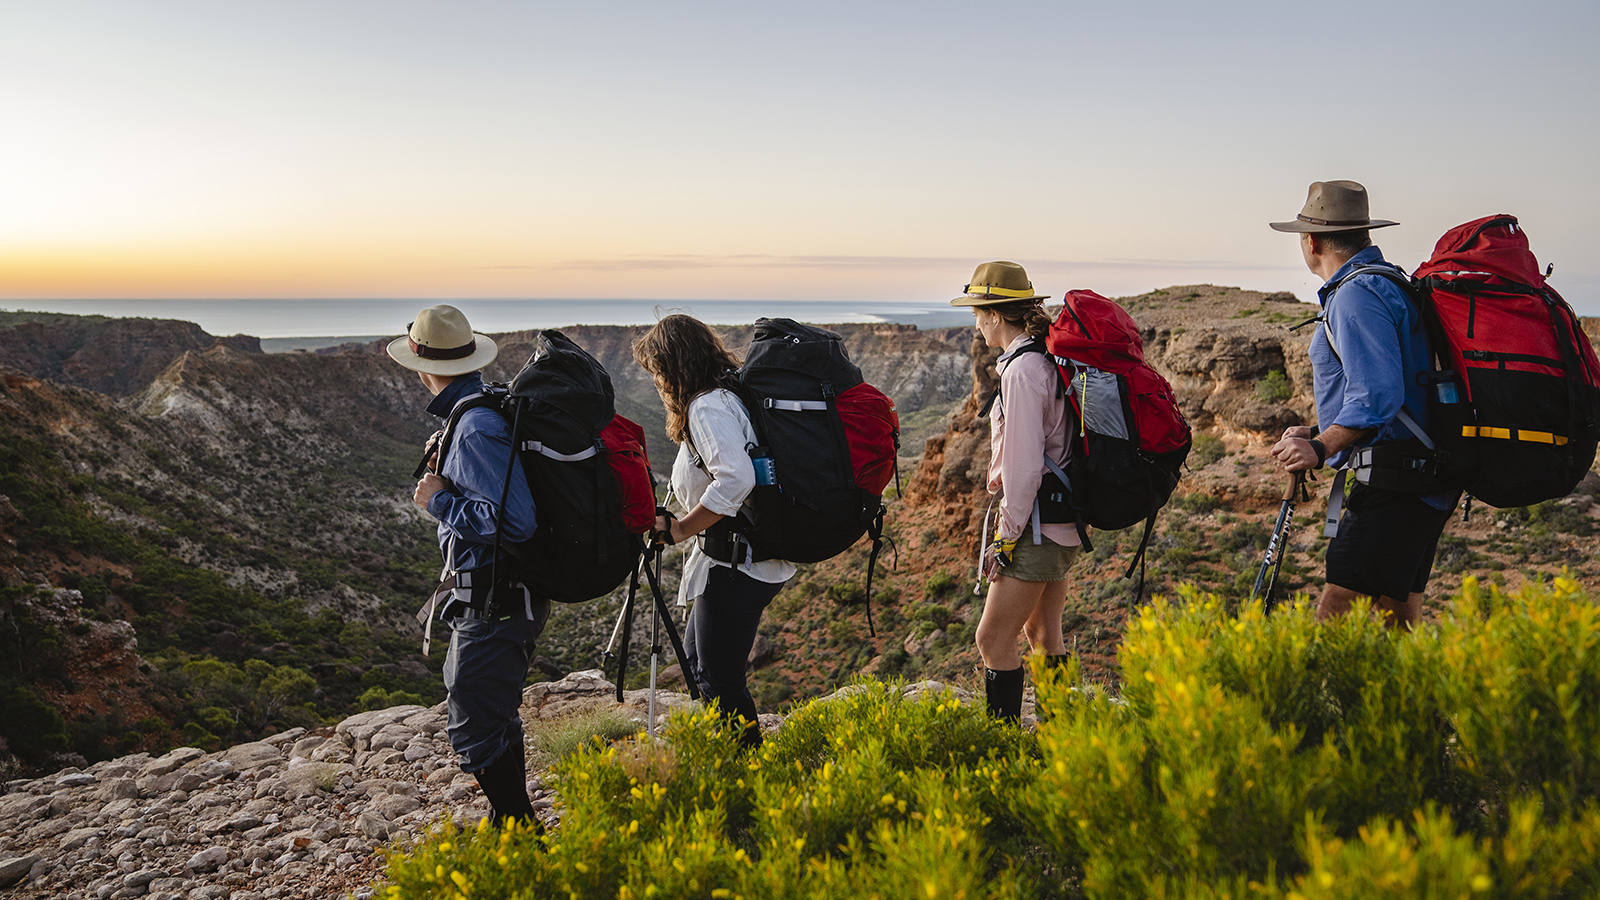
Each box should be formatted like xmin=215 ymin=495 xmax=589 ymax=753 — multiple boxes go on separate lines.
xmin=984 ymin=666 xmax=1025 ymax=722
xmin=1047 ymin=653 xmax=1073 ymax=669
xmin=474 ymin=745 xmax=537 ymax=827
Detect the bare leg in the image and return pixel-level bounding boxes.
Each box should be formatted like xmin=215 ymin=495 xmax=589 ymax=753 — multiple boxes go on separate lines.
xmin=976 ymin=575 xmax=1050 ymax=670
xmin=1317 ymin=583 xmax=1423 ymax=630
xmin=1022 ymin=578 xmax=1072 ymax=656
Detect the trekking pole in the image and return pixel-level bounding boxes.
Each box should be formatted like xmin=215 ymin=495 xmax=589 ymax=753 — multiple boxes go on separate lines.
xmin=1251 ymin=469 xmax=1308 ymax=613
xmin=646 ymin=544 xmax=662 ymax=739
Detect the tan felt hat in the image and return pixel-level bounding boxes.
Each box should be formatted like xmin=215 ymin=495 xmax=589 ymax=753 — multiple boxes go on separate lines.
xmin=950 ymin=260 xmax=1051 ymax=307
xmin=386 ymin=305 xmax=499 ymax=376
xmin=1270 ymin=180 xmax=1398 ymax=233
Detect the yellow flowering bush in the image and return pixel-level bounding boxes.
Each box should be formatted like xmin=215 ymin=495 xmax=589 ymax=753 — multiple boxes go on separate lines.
xmin=383 ymin=577 xmax=1600 ymax=899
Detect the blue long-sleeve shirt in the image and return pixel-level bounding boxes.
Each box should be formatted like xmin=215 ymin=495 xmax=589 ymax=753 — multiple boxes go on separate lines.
xmin=424 ymin=373 xmax=537 ymax=573
xmin=1311 ymin=245 xmax=1453 ymax=510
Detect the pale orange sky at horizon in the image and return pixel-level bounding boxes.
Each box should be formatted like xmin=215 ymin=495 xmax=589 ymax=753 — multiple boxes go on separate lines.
xmin=4 ymin=1 xmax=1597 ymax=310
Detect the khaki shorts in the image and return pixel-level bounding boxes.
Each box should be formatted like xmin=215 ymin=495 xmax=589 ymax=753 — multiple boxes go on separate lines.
xmin=1004 ymin=535 xmax=1083 ymax=582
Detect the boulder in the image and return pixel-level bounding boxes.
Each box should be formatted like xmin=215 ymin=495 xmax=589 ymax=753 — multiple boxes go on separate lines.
xmin=223 ymin=742 xmax=286 ymax=770
xmin=135 ymin=747 xmax=206 ymax=781
xmin=0 ymin=855 xmax=39 ymax=889
xmin=185 ymin=847 xmax=229 ymax=872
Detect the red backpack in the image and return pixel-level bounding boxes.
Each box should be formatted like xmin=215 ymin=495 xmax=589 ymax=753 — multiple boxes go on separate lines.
xmin=1412 ymin=215 xmax=1600 ymax=507
xmin=982 ymin=290 xmax=1191 ymax=600
xmin=1341 ymin=216 xmax=1600 ymax=508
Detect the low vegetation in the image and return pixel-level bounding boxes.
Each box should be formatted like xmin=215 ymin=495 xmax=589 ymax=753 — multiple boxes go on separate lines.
xmin=385 ymin=576 xmax=1600 ymax=898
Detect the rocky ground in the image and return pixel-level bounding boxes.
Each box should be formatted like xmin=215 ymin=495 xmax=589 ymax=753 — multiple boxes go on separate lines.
xmin=0 ymin=670 xmax=720 ymax=900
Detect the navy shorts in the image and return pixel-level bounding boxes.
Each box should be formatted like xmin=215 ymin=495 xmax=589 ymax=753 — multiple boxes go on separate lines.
xmin=1325 ymin=482 xmax=1456 ymax=602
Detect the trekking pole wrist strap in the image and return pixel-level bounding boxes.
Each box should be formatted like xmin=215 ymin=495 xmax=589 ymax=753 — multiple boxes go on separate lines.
xmin=1308 ymin=438 xmax=1327 ymax=469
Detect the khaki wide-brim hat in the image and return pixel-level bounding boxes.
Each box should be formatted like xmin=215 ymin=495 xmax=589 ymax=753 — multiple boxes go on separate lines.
xmin=950 ymin=260 xmax=1051 ymax=307
xmin=1270 ymin=180 xmax=1398 ymax=233
xmin=386 ymin=305 xmax=499 ymax=376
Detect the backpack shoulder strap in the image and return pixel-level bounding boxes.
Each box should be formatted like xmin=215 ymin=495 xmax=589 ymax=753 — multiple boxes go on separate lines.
xmin=980 ymin=337 xmax=1053 ymax=418
xmin=425 ymin=390 xmax=506 ymax=476
xmin=1321 ymin=262 xmax=1416 ymax=362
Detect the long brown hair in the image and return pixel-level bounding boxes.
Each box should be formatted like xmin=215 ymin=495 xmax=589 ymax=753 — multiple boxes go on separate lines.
xmin=631 ymin=314 xmax=742 ymax=443
xmin=985 ymin=299 xmax=1052 ymax=339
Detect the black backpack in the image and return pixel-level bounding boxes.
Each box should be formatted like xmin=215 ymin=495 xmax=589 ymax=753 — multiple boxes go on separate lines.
xmin=428 ymin=331 xmax=650 ymax=604
xmin=695 ymin=319 xmax=900 ymax=631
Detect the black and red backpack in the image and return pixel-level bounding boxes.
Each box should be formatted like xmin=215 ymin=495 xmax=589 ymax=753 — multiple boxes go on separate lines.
xmin=1333 ymin=215 xmax=1600 ymax=508
xmin=984 ymin=290 xmax=1191 ymax=598
xmin=431 ymin=330 xmax=656 ymax=604
xmin=695 ymin=318 xmax=900 ymax=631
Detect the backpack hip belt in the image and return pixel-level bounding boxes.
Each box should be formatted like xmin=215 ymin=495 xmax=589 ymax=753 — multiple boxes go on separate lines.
xmin=698 ymin=516 xmax=774 ymax=565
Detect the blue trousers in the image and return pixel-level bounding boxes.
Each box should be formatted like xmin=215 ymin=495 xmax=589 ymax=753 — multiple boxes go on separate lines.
xmin=683 ymin=566 xmax=783 ymax=745
xmin=442 ymin=600 xmax=550 ymax=773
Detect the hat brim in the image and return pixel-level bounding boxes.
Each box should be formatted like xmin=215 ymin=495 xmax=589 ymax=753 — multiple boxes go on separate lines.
xmin=1270 ymin=218 xmax=1399 ymax=234
xmin=386 ymin=333 xmax=499 ymax=376
xmin=950 ymin=293 xmax=1052 ymax=307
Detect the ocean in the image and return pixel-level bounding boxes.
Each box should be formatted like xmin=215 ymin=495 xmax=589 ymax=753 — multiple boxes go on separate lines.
xmin=3 ymin=298 xmax=973 ymax=349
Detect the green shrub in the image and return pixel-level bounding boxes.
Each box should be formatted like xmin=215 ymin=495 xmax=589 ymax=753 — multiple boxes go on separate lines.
xmin=383 ymin=580 xmax=1600 ymax=899
xmin=923 ymin=570 xmax=959 ymax=598
xmin=1191 ymin=434 xmax=1227 ymax=467
xmin=1255 ymin=369 xmax=1294 ymax=404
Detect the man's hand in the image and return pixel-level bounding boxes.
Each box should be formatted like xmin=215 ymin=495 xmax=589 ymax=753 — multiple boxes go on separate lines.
xmin=1270 ymin=436 xmax=1320 ymax=473
xmin=415 ymin=473 xmax=452 ymax=512
xmin=1281 ymin=425 xmax=1314 ymax=441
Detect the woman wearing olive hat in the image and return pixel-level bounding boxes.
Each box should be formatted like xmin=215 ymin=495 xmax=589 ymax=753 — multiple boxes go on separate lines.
xmin=953 ymin=261 xmax=1083 ymax=722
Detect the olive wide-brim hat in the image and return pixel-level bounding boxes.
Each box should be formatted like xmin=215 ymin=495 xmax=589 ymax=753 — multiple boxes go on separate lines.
xmin=1270 ymin=180 xmax=1398 ymax=234
xmin=385 ymin=304 xmax=499 ymax=377
xmin=950 ymin=260 xmax=1051 ymax=307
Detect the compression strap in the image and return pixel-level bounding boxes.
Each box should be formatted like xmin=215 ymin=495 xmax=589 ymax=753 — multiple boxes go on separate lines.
xmin=1461 ymin=426 xmax=1569 ymax=445
xmin=763 ymin=398 xmax=829 ymax=411
xmin=521 ymin=441 xmax=599 ymax=461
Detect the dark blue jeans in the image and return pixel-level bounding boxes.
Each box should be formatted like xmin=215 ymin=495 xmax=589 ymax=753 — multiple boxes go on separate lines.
xmin=683 ymin=566 xmax=783 ymax=747
xmin=442 ymin=597 xmax=550 ymax=772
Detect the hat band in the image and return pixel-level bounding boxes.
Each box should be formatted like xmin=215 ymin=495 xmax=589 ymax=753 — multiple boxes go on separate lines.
xmin=1298 ymin=213 xmax=1371 ymax=227
xmin=409 ymin=336 xmax=477 ymax=360
xmin=965 ymin=283 xmax=1036 ymax=298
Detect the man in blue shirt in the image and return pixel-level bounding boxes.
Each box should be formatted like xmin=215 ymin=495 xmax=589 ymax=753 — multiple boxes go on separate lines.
xmin=1269 ymin=181 xmax=1458 ymax=628
xmin=388 ymin=304 xmax=544 ymax=826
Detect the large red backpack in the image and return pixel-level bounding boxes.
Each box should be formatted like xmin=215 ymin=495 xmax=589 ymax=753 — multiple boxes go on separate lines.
xmin=1345 ymin=216 xmax=1600 ymax=508
xmin=1414 ymin=215 xmax=1600 ymax=507
xmin=1034 ymin=290 xmax=1191 ymax=598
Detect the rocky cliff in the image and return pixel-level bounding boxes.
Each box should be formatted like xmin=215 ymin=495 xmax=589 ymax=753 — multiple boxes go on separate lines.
xmin=0 ymin=312 xmax=260 ymax=399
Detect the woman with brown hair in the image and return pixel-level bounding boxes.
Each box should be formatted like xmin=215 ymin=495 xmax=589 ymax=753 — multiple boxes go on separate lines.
xmin=952 ymin=261 xmax=1083 ymax=722
xmin=632 ymin=314 xmax=795 ymax=748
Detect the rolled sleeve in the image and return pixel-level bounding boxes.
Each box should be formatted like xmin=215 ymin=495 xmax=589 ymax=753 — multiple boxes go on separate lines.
xmin=1328 ymin=281 xmax=1407 ymax=432
xmin=687 ymin=398 xmax=756 ymax=518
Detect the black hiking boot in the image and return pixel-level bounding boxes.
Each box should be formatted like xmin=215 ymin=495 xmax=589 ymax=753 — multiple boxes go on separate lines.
xmin=984 ymin=666 xmax=1025 ymax=723
xmin=474 ymin=746 xmax=539 ymax=830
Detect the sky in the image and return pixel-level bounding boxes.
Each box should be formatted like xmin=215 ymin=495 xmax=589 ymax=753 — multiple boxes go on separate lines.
xmin=3 ymin=0 xmax=1597 ymax=310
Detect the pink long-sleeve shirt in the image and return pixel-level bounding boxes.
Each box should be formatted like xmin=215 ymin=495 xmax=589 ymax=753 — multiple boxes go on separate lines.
xmin=987 ymin=333 xmax=1079 ymax=546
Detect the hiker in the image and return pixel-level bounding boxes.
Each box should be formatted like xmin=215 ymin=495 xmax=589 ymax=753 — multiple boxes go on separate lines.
xmin=955 ymin=262 xmax=1084 ymax=722
xmin=390 ymin=305 xmax=545 ymax=825
xmin=1268 ymin=181 xmax=1460 ymax=628
xmin=632 ymin=314 xmax=795 ymax=749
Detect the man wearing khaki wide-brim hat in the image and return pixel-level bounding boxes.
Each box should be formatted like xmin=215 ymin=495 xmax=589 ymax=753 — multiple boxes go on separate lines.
xmin=389 ymin=304 xmax=547 ymax=828
xmin=1267 ymin=181 xmax=1459 ymax=630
